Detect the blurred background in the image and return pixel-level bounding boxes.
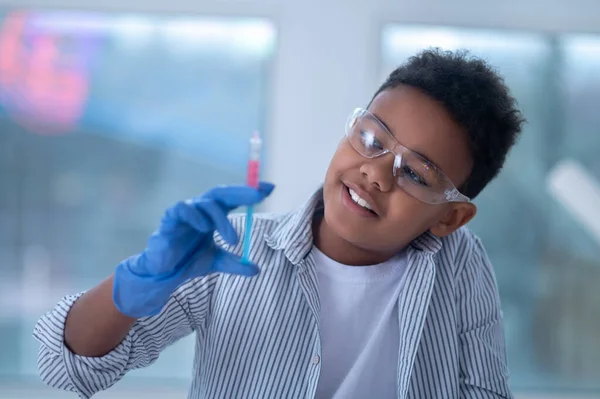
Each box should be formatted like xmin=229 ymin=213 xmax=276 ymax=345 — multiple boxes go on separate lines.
xmin=0 ymin=0 xmax=599 ymax=398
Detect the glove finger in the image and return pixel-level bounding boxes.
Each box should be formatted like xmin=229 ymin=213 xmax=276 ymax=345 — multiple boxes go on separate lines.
xmin=195 ymin=199 xmax=238 ymax=245
xmin=257 ymin=181 xmax=276 ymax=196
xmin=212 ymin=249 xmax=260 ymax=277
xmin=165 ymin=201 xmax=213 ymax=233
xmin=206 ymin=182 xmax=275 ymax=212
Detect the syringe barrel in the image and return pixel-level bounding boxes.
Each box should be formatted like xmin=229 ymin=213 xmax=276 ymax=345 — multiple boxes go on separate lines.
xmin=247 ymin=132 xmax=262 ymax=188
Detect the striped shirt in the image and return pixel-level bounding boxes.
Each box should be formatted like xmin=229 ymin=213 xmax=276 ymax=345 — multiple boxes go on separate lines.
xmin=33 ymin=189 xmax=512 ymax=399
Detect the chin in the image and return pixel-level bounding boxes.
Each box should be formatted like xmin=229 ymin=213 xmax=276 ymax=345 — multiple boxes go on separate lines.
xmin=322 ymin=208 xmax=397 ymax=262
xmin=323 ymin=184 xmax=375 ymax=242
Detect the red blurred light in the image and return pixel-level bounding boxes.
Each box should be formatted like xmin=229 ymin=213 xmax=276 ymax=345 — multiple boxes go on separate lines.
xmin=0 ymin=11 xmax=89 ymax=135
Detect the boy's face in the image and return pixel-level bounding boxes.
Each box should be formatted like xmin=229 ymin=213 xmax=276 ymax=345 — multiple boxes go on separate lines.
xmin=322 ymin=85 xmax=477 ymax=257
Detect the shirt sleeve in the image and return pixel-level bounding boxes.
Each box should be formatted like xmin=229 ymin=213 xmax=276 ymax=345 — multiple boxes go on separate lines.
xmin=457 ymin=236 xmax=513 ymax=399
xmin=32 ymin=278 xmax=208 ymax=399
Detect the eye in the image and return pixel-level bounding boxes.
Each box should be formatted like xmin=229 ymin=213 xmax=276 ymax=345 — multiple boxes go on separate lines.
xmin=359 ymin=130 xmax=384 ymax=151
xmin=401 ymin=165 xmax=429 ymax=187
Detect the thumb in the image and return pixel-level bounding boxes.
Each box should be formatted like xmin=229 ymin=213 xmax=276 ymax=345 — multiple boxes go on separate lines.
xmin=212 ymin=249 xmax=260 ymax=277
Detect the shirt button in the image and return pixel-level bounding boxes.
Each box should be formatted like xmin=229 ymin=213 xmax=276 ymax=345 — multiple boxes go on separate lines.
xmin=312 ymin=355 xmax=320 ymax=365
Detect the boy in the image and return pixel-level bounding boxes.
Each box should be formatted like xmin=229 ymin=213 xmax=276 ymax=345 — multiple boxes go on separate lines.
xmin=34 ymin=49 xmax=524 ymax=398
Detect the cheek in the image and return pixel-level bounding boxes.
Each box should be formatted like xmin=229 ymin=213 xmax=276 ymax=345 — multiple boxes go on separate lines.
xmin=327 ymin=143 xmax=361 ymax=179
xmin=383 ymin=194 xmax=439 ymax=232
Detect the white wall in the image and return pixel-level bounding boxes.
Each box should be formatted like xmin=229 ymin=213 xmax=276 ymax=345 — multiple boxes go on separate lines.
xmin=2 ymin=0 xmax=600 ymax=213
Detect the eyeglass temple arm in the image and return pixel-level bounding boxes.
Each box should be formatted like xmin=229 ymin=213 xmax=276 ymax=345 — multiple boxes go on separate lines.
xmin=445 ymin=188 xmax=470 ymax=203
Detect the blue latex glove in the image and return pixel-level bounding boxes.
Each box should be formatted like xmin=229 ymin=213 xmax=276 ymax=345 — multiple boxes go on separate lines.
xmin=113 ymin=182 xmax=275 ymax=318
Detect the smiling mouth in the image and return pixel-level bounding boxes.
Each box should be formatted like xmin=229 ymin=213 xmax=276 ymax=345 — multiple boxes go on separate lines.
xmin=345 ymin=185 xmax=378 ymax=216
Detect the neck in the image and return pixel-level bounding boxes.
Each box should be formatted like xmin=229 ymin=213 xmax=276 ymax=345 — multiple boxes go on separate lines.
xmin=312 ymin=216 xmax=397 ymax=266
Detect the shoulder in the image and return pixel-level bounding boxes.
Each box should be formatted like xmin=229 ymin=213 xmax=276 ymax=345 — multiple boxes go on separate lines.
xmin=441 ymin=229 xmax=504 ymax=334
xmin=436 ymin=226 xmax=494 ymax=280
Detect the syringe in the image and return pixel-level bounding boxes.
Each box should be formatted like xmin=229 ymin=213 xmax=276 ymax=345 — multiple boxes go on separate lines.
xmin=241 ymin=131 xmax=262 ymax=264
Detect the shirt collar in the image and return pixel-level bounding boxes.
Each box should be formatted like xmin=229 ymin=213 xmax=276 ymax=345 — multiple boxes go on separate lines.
xmin=265 ymin=188 xmax=321 ymax=265
xmin=265 ymin=187 xmax=443 ymax=265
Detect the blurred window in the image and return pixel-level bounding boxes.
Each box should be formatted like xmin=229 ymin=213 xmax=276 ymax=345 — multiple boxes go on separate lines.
xmin=382 ymin=25 xmax=600 ymax=393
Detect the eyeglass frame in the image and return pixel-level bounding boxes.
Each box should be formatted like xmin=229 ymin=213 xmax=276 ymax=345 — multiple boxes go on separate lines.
xmin=344 ymin=108 xmax=471 ymax=204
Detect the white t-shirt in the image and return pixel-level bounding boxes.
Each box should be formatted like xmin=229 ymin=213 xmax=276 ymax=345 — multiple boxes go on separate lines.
xmin=313 ymin=246 xmax=408 ymax=399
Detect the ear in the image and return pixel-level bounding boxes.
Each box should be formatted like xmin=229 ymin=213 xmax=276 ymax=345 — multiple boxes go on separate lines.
xmin=429 ymin=202 xmax=477 ymax=237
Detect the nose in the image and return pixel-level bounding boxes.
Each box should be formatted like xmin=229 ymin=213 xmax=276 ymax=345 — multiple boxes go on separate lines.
xmin=359 ymin=153 xmax=395 ymax=192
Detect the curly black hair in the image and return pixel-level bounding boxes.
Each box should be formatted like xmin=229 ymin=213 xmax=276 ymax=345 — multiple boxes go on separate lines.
xmin=372 ymin=48 xmax=525 ymax=199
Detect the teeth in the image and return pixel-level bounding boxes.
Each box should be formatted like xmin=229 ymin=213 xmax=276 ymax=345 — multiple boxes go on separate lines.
xmin=349 ymin=188 xmax=373 ymax=211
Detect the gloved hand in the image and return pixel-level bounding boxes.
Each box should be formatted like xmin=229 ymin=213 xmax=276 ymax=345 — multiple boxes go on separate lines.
xmin=113 ymin=182 xmax=275 ymax=318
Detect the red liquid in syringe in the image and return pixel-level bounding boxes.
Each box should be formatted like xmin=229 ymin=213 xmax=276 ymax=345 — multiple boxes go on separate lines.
xmin=247 ymin=131 xmax=261 ymax=188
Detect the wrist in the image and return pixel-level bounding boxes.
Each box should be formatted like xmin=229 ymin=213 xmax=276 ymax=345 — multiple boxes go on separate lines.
xmin=113 ymin=261 xmax=170 ymax=318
